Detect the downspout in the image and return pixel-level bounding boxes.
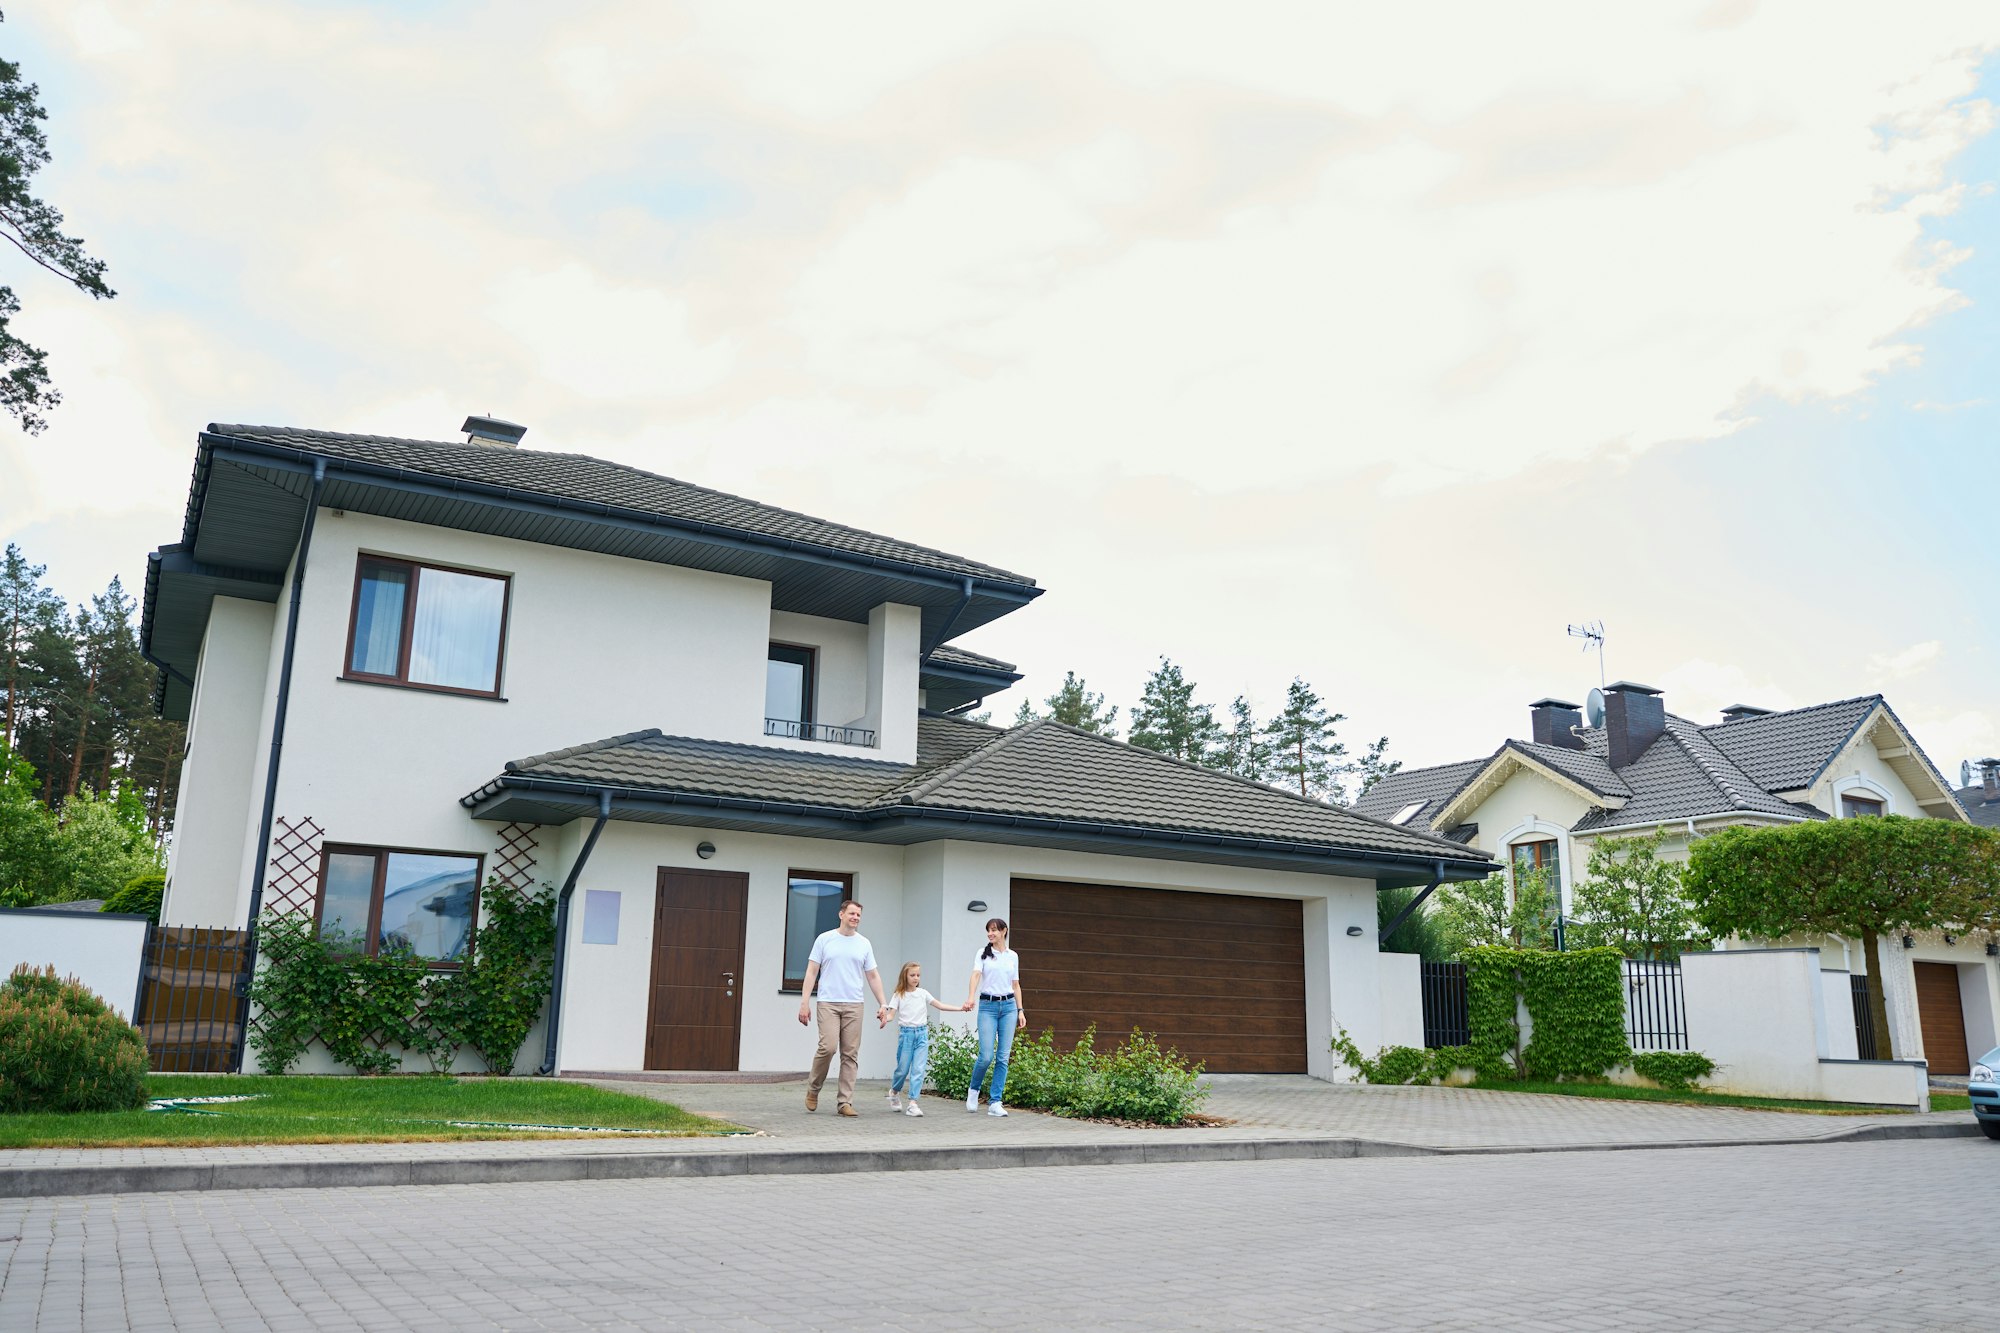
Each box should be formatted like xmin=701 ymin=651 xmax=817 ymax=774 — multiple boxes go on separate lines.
xmin=917 ymin=576 xmax=976 ymax=668
xmin=1379 ymin=859 xmax=1447 ymax=946
xmin=230 ymin=458 xmax=326 ymax=1073
xmin=538 ymin=789 xmax=613 ymax=1076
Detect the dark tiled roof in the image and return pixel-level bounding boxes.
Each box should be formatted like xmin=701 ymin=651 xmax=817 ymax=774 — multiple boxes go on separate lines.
xmin=1955 ymin=785 xmax=2000 ymax=829
xmin=206 ymin=424 xmax=1035 ymax=586
xmin=1570 ymin=717 xmax=1820 ymax=832
xmin=1704 ymin=695 xmax=1881 ymax=792
xmin=1502 ymin=739 xmax=1632 ymax=799
xmin=472 ymin=716 xmax=1490 ymax=869
xmin=924 ymin=644 xmax=1017 ymax=674
xmin=1350 ymin=758 xmax=1489 ymax=827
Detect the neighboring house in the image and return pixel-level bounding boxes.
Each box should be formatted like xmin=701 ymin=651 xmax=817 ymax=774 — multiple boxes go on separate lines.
xmin=1955 ymin=758 xmax=2000 ymax=830
xmin=142 ymin=419 xmax=1491 ymax=1077
xmin=1354 ymin=683 xmax=1999 ymax=1077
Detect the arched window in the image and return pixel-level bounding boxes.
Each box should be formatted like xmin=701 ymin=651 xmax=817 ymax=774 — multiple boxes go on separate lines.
xmin=1510 ymin=837 xmax=1560 ymax=882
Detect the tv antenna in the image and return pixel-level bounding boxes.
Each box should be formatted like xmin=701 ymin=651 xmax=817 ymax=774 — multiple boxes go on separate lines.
xmin=1567 ymin=621 xmax=1606 ymax=687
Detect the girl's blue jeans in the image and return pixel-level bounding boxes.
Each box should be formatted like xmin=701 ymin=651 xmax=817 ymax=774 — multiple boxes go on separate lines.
xmin=891 ymin=1025 xmax=929 ymax=1095
xmin=971 ymin=996 xmax=1017 ymax=1102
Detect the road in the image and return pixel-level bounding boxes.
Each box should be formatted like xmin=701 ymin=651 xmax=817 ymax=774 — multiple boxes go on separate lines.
xmin=0 ymin=1140 xmax=1987 ymax=1331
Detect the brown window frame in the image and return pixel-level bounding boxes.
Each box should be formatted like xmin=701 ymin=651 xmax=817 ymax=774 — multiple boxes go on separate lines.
xmin=342 ymin=555 xmax=512 ymax=699
xmin=780 ymin=869 xmax=854 ymax=993
xmin=1841 ymin=794 xmax=1885 ymax=818
xmin=765 ymin=642 xmax=818 ymax=730
xmin=314 ymin=842 xmax=486 ymax=969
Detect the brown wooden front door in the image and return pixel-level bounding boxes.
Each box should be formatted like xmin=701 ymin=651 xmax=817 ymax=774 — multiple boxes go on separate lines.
xmin=1010 ymin=878 xmax=1308 ymax=1074
xmin=644 ymin=867 xmax=749 ymax=1071
xmin=1913 ymin=961 xmax=1970 ymax=1077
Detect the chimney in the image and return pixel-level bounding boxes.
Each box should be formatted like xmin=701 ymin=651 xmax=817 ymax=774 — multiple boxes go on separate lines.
xmin=462 ymin=415 xmax=527 ymax=448
xmin=1529 ymin=698 xmax=1585 ymax=750
xmin=1982 ymin=759 xmax=1999 ymax=799
xmin=1604 ymin=681 xmax=1665 ymax=770
xmin=1719 ymin=703 xmax=1772 ymax=723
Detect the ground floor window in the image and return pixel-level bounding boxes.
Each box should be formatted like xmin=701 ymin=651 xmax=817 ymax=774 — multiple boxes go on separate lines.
xmin=782 ymin=870 xmax=852 ymax=991
xmin=318 ymin=845 xmax=482 ymax=963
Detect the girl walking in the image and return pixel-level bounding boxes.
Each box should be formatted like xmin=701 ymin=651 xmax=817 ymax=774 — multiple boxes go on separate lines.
xmin=963 ymin=917 xmax=1025 ymax=1116
xmin=881 ymin=963 xmax=966 ymax=1115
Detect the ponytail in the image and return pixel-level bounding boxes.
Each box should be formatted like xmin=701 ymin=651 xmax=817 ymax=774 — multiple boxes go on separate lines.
xmin=981 ymin=917 xmax=1008 ymax=960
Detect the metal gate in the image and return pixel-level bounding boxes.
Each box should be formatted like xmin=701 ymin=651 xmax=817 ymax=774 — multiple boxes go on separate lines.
xmin=1420 ymin=962 xmax=1470 ymax=1048
xmin=135 ymin=925 xmax=251 ymax=1072
xmin=1851 ymin=974 xmax=1879 ymax=1060
xmin=1623 ymin=959 xmax=1688 ymax=1051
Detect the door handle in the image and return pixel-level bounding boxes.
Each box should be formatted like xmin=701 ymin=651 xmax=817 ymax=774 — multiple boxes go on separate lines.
xmin=723 ymin=971 xmax=735 ymax=997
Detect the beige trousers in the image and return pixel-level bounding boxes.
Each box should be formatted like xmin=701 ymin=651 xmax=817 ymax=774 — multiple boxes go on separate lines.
xmin=808 ymin=1002 xmax=863 ymax=1106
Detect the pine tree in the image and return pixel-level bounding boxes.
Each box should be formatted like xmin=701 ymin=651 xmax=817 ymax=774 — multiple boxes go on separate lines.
xmin=1127 ymin=658 xmax=1221 ymax=765
xmin=1354 ymin=735 xmax=1401 ymax=798
xmin=0 ymin=542 xmax=63 ymax=751
xmin=1263 ymin=677 xmax=1348 ymax=802
xmin=1214 ymin=695 xmax=1270 ymax=780
xmin=1014 ymin=671 xmax=1119 ymax=736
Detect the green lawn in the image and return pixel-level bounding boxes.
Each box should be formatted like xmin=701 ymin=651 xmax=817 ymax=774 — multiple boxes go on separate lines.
xmin=0 ymin=1075 xmax=744 ymax=1149
xmin=1930 ymin=1093 xmax=1971 ymax=1112
xmin=1467 ymin=1078 xmax=1924 ymax=1116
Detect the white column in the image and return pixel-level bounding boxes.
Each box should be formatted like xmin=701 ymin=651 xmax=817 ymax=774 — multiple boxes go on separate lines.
xmin=863 ymin=602 xmax=921 ymax=764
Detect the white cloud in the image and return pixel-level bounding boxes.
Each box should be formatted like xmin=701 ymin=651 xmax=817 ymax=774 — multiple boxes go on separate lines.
xmin=1867 ymin=639 xmax=1946 ymax=682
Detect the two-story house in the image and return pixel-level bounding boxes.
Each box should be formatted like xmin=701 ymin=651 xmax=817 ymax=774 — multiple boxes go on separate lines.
xmin=1353 ymin=682 xmax=1998 ymax=1077
xmin=142 ymin=419 xmax=1492 ymax=1078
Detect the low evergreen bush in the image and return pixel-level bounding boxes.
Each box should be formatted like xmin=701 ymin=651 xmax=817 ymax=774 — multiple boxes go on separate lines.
xmin=920 ymin=1021 xmax=1207 ymax=1124
xmin=0 ymin=964 xmax=149 ymax=1113
xmin=102 ymin=872 xmax=165 ymax=924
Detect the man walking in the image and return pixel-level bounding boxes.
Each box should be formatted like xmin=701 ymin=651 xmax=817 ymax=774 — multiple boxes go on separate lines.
xmin=796 ymin=899 xmax=891 ymax=1116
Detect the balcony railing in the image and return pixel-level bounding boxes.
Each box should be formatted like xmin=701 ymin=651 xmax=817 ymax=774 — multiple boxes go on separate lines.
xmin=765 ymin=718 xmax=877 ymax=747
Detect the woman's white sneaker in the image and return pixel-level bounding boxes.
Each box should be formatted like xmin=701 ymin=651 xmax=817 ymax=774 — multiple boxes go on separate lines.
xmin=965 ymin=1090 xmax=980 ymax=1112
xmin=904 ymin=1101 xmax=924 ymax=1117
xmin=987 ymin=1101 xmax=1008 ymax=1117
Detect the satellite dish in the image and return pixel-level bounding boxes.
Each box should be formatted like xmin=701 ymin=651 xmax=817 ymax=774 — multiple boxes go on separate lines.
xmin=1586 ymin=687 xmax=1606 ymax=729
xmin=1964 ymin=760 xmax=1975 ymax=789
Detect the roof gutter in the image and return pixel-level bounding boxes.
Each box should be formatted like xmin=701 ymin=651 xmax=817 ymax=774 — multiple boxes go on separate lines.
xmin=538 ymin=789 xmax=612 ymax=1077
xmin=230 ymin=457 xmax=325 ymax=1074
xmin=1573 ymin=810 xmax=1814 ymax=839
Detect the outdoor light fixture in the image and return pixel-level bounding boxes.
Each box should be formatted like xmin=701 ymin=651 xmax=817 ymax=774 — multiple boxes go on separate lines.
xmin=1901 ymin=934 xmax=1915 ymax=949
xmin=696 ymin=841 xmax=717 ymax=859
xmin=1988 ymin=940 xmax=1998 ymax=958
xmin=967 ymin=900 xmax=988 ymax=913
xmin=1345 ymin=926 xmax=1365 ymax=937
xmin=1945 ymin=934 xmax=1957 ymax=946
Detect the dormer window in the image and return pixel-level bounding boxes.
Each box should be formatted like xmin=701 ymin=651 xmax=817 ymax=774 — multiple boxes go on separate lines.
xmin=765 ymin=643 xmax=816 ymax=738
xmin=345 ymin=557 xmax=509 ymax=696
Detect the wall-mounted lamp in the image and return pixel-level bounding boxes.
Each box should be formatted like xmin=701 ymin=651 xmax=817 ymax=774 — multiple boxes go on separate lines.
xmin=967 ymin=900 xmax=988 ymax=913
xmin=1944 ymin=934 xmax=1957 ymax=946
xmin=696 ymin=841 xmax=717 ymax=860
xmin=1987 ymin=940 xmax=1998 ymax=958
xmin=1345 ymin=926 xmax=1365 ymax=937
xmin=1901 ymin=933 xmax=1915 ymax=949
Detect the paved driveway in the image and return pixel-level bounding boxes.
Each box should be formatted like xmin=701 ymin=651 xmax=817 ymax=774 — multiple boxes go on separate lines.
xmin=0 ymin=1139 xmax=1985 ymax=1331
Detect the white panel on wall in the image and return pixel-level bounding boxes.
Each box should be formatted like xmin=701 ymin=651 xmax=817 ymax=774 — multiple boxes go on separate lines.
xmin=581 ymin=890 xmax=621 ymax=945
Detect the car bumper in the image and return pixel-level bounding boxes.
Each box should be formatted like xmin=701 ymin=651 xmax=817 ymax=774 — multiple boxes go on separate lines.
xmin=1971 ymin=1085 xmax=2000 ymax=1120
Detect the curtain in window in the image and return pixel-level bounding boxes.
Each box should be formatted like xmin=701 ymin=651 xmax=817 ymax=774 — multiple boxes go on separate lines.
xmin=350 ymin=564 xmax=408 ymax=675
xmin=408 ymin=569 xmax=505 ymax=691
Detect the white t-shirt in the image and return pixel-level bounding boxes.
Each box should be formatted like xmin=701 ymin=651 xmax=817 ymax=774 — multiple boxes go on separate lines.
xmin=891 ymin=988 xmax=935 ymax=1027
xmin=808 ymin=930 xmax=877 ymax=1003
xmin=972 ymin=948 xmax=1020 ymax=998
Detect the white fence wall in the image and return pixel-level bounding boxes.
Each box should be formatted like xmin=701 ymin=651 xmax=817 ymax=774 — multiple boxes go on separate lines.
xmin=1376 ymin=951 xmax=1424 ymax=1050
xmin=0 ymin=908 xmax=151 ymax=1020
xmin=1681 ymin=949 xmax=1927 ymax=1109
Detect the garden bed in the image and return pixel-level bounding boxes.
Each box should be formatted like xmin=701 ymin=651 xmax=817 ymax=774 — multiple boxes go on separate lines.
xmin=0 ymin=1074 xmax=743 ymax=1149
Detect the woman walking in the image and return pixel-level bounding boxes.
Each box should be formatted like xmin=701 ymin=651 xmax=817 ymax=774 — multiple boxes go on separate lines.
xmin=963 ymin=917 xmax=1025 ymax=1117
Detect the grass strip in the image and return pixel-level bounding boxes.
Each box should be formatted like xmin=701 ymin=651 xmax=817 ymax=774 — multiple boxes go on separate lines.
xmin=1467 ymin=1078 xmax=1920 ymax=1116
xmin=0 ymin=1075 xmax=742 ymax=1149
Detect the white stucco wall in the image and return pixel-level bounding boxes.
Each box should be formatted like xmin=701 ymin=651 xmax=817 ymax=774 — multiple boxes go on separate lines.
xmin=163 ymin=596 xmax=276 ymax=927
xmin=1 ymin=909 xmax=150 ymax=1020
xmin=1376 ymin=951 xmax=1425 ymax=1050
xmin=1459 ymin=766 xmax=1595 ymax=912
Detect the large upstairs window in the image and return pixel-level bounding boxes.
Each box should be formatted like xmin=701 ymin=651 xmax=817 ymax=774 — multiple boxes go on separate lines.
xmin=347 ymin=557 xmax=509 ymax=696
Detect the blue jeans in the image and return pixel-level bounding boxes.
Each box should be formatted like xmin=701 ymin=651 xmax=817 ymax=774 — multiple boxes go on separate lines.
xmin=971 ymin=997 xmax=1017 ymax=1102
xmin=891 ymin=1025 xmax=929 ymax=1095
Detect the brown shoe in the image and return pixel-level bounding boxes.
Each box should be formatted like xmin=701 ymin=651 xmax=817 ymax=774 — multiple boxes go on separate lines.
xmin=805 ymin=1089 xmax=819 ymax=1112
xmin=837 ymin=1103 xmax=858 ymax=1117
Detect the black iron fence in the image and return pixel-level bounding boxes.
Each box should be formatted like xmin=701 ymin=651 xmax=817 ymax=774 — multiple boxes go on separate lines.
xmin=1623 ymin=959 xmax=1687 ymax=1051
xmin=1851 ymin=974 xmax=1879 ymax=1060
xmin=135 ymin=925 xmax=251 ymax=1072
xmin=1420 ymin=961 xmax=1470 ymax=1048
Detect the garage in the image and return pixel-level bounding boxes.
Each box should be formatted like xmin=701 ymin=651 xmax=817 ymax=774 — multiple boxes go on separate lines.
xmin=1009 ymin=878 xmax=1308 ymax=1074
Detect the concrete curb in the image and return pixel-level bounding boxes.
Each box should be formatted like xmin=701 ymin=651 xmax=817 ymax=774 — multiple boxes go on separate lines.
xmin=2 ymin=1116 xmax=1983 ymax=1199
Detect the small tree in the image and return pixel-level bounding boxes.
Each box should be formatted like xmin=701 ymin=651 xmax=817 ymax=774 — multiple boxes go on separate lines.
xmin=1262 ymin=678 xmax=1347 ymax=802
xmin=1014 ymin=670 xmax=1119 ymax=736
xmin=1431 ymin=869 xmax=1558 ymax=957
xmin=1213 ymin=695 xmax=1271 ymax=781
xmin=1685 ymin=816 xmax=2000 ymax=1059
xmin=1568 ymin=832 xmax=1707 ymax=960
xmin=1354 ymin=735 xmax=1401 ymax=798
xmin=1127 ymin=658 xmax=1221 ymax=766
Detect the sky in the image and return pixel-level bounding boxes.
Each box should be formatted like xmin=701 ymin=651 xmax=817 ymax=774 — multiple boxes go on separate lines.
xmin=3 ymin=1 xmax=1998 ymax=778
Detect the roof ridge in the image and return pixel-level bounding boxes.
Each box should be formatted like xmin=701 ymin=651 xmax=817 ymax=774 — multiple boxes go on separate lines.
xmin=882 ymin=718 xmax=1028 ymax=804
xmin=1701 ymin=693 xmax=1885 ymax=730
xmin=1656 ymin=717 xmax=1757 ymax=811
xmin=505 ymin=728 xmax=664 ymax=773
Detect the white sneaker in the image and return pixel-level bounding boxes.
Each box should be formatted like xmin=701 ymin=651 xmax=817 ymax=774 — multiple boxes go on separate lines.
xmin=987 ymin=1101 xmax=1008 ymax=1117
xmin=904 ymin=1101 xmax=924 ymax=1117
xmin=886 ymin=1092 xmax=901 ymax=1110
xmin=965 ymin=1089 xmax=981 ymax=1112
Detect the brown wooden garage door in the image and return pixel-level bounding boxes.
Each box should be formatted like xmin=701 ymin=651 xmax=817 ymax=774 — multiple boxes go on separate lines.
xmin=1914 ymin=961 xmax=1970 ymax=1077
xmin=1010 ymin=879 xmax=1307 ymax=1074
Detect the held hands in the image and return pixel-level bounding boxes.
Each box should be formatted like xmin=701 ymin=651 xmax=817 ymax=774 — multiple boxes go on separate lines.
xmin=877 ymin=1006 xmax=893 ymax=1027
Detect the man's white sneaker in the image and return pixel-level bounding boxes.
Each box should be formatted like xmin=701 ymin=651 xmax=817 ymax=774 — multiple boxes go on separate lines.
xmin=987 ymin=1102 xmax=1008 ymax=1117
xmin=904 ymin=1101 xmax=924 ymax=1117
xmin=965 ymin=1090 xmax=981 ymax=1112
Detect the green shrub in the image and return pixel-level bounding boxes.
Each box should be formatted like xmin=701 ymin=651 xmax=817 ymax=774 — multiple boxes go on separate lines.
xmin=248 ymin=913 xmax=442 ymax=1075
xmin=0 ymin=964 xmax=149 ymax=1113
xmin=1330 ymin=1028 xmax=1472 ymax=1085
xmin=426 ymin=878 xmax=557 ymax=1075
xmin=102 ymin=872 xmax=165 ymax=924
xmin=921 ymin=1021 xmax=1208 ymax=1124
xmin=1630 ymin=1050 xmax=1716 ymax=1092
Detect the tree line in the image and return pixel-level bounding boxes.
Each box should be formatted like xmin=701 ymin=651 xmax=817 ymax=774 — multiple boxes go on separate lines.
xmin=0 ymin=542 xmax=179 ymax=908
xmin=1009 ymin=658 xmax=1400 ymax=807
